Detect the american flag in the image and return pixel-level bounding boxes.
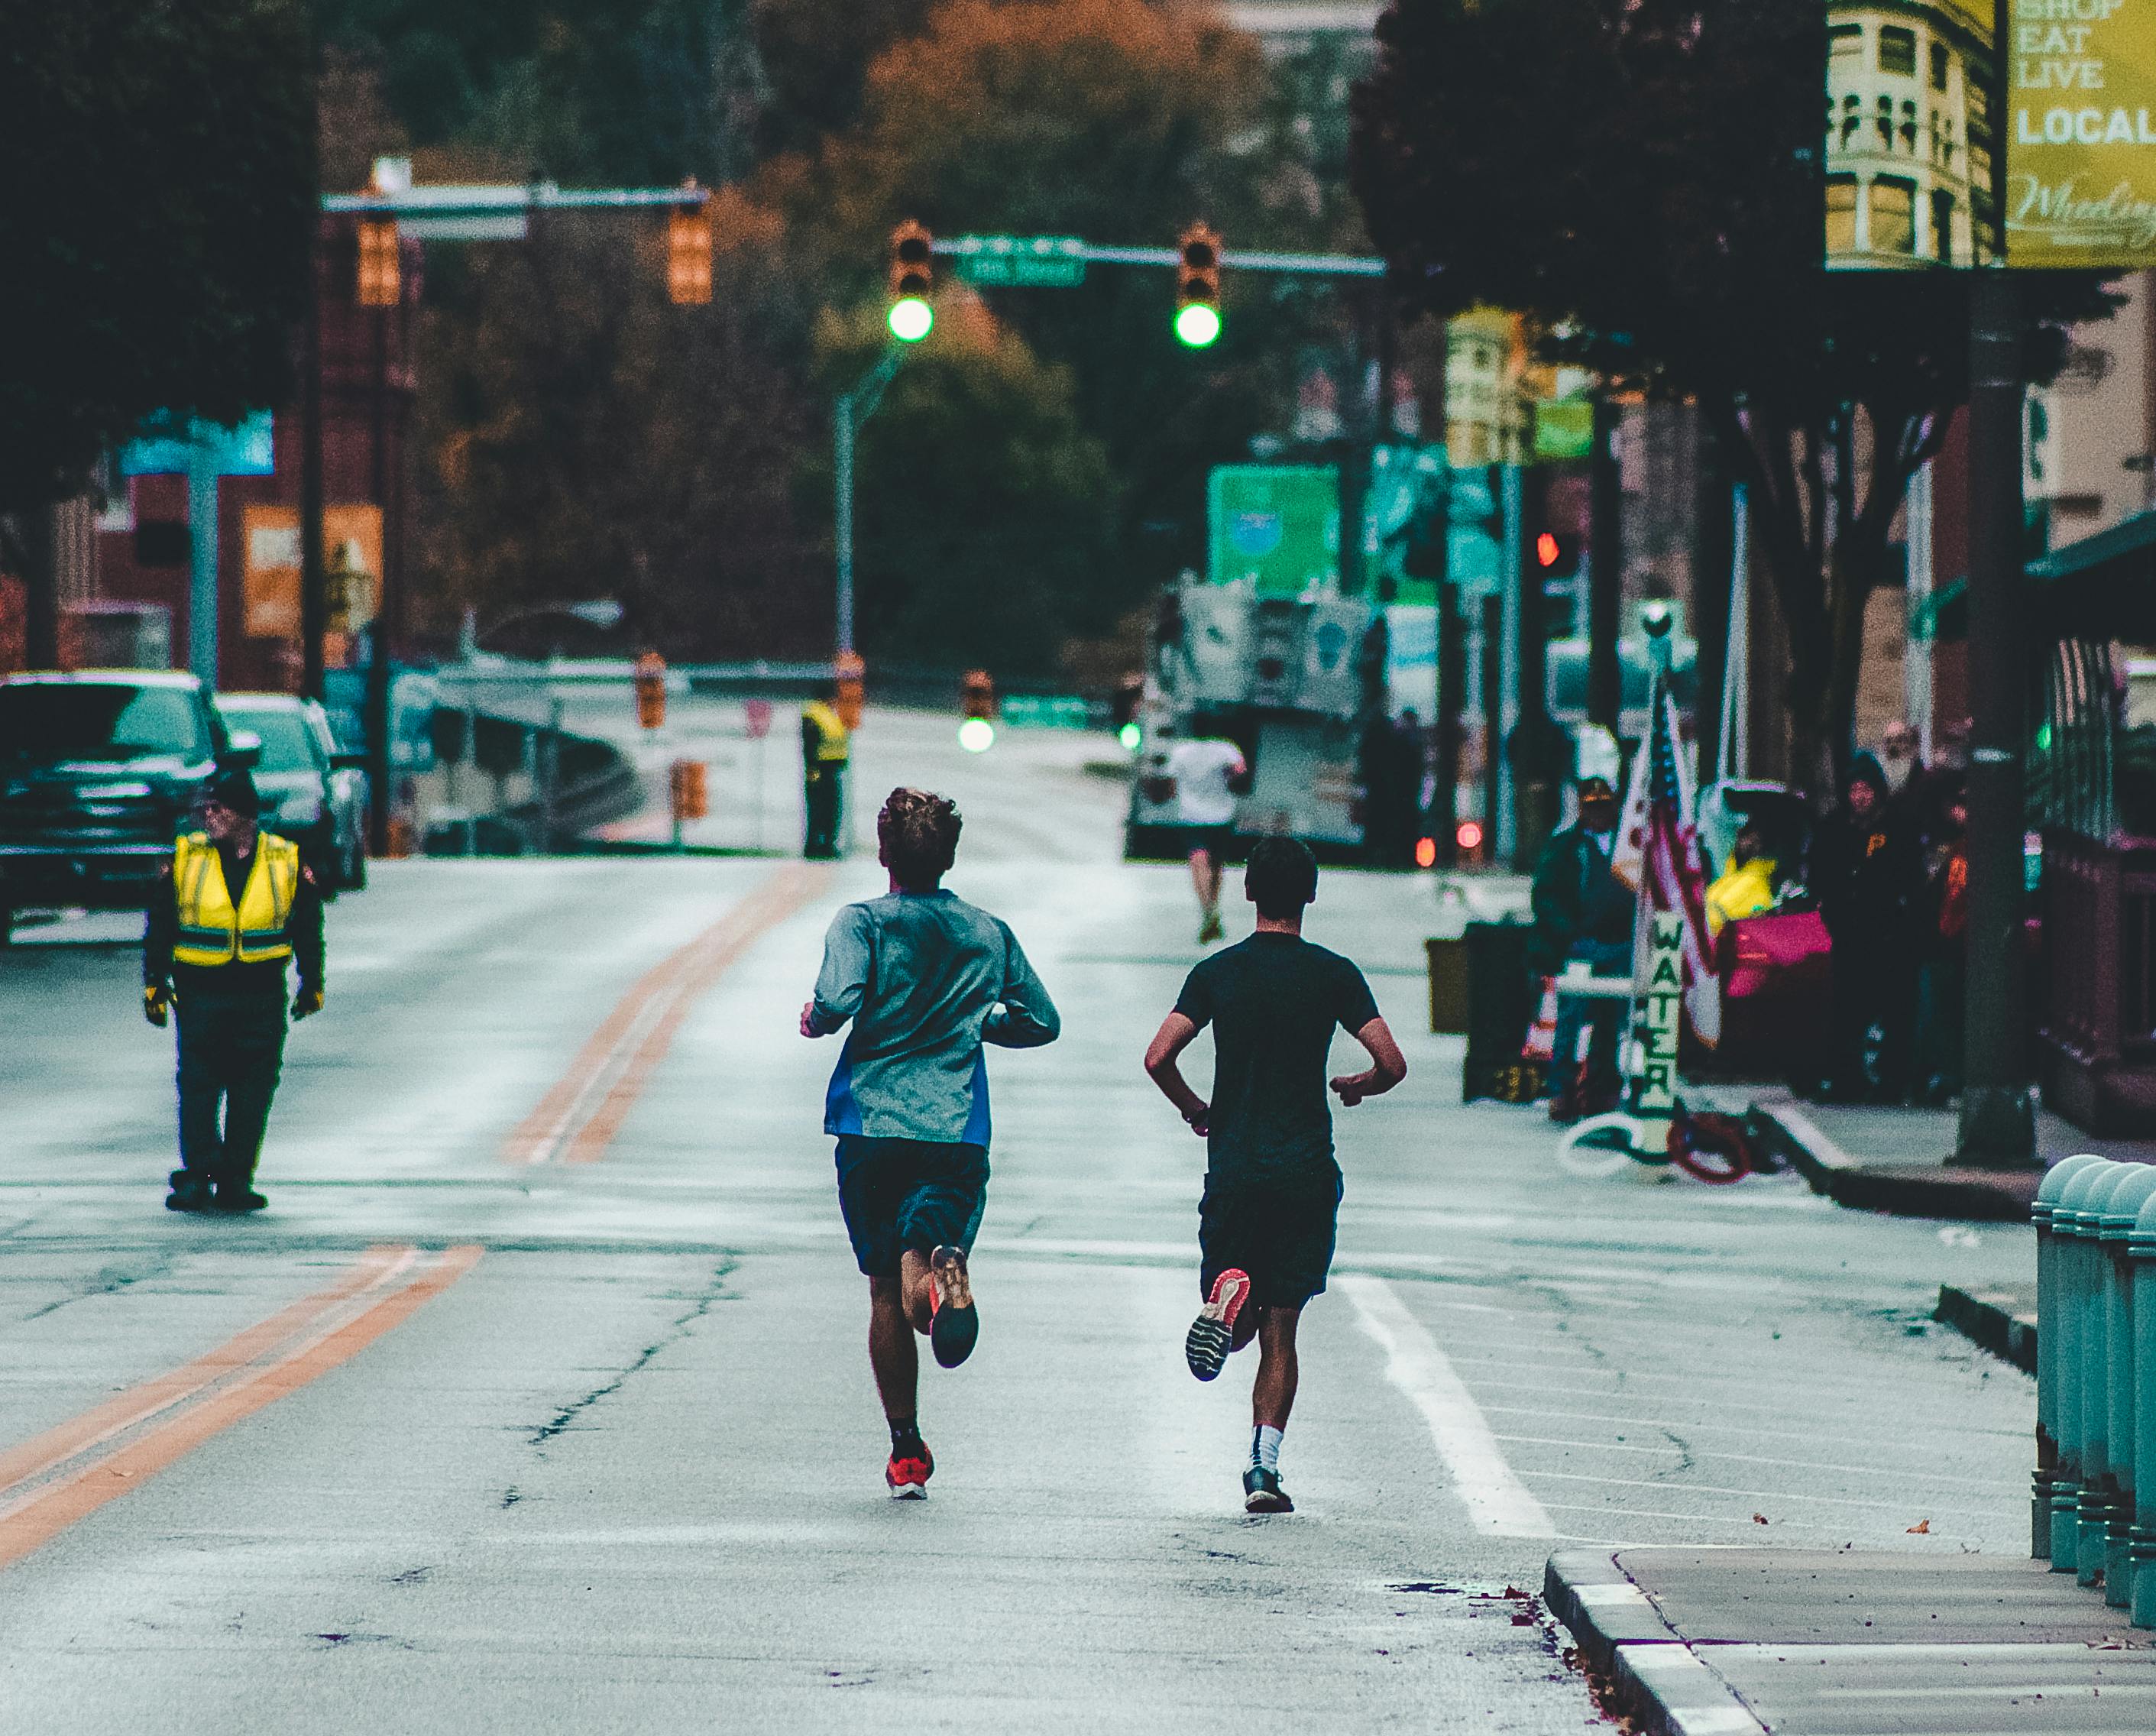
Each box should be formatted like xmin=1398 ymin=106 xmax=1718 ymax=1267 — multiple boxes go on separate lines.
xmin=1610 ymin=680 xmax=1721 ymax=1047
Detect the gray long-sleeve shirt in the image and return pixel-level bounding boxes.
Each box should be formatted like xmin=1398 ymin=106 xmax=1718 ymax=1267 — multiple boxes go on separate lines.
xmin=809 ymin=889 xmax=1059 ymax=1145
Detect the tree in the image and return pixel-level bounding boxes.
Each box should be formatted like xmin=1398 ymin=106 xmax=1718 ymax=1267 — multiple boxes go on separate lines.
xmin=1351 ymin=0 xmax=2116 ymax=785
xmin=0 ymin=0 xmax=315 ymax=659
xmin=818 ymin=299 xmax=1118 ymax=672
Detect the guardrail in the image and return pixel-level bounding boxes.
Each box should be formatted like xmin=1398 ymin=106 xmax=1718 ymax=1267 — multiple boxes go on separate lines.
xmin=2032 ymin=1155 xmax=2156 ymax=1624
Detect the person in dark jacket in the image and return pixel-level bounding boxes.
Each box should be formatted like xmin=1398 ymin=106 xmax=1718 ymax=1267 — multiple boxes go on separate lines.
xmin=144 ymin=770 xmax=325 ymax=1213
xmin=1808 ymin=753 xmax=1922 ymax=1101
xmin=1530 ymin=776 xmax=1635 ymax=1118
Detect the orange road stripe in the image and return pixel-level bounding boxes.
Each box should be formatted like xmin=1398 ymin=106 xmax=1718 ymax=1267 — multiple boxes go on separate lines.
xmin=0 ymin=1245 xmax=413 ymax=1498
xmin=0 ymin=1245 xmax=481 ymax=1570
xmin=504 ymin=861 xmax=828 ymax=1165
xmin=564 ymin=865 xmax=827 ymax=1163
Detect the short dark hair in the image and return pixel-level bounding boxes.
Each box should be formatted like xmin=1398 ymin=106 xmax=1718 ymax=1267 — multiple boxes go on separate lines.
xmin=878 ymin=787 xmax=961 ymax=887
xmin=1245 ymin=836 xmax=1317 ymax=918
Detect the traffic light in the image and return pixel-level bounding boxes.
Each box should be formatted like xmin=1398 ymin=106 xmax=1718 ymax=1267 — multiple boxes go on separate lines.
xmin=1112 ymin=673 xmax=1144 ymax=750
xmin=889 ymin=221 xmax=934 ymax=342
xmin=1175 ymin=223 xmax=1222 ymax=348
xmin=668 ymin=759 xmax=708 ymax=822
xmin=1535 ymin=530 xmax=1582 ymax=579
xmin=356 ymin=219 xmax=399 ymax=307
xmin=668 ymin=188 xmax=712 ymax=305
xmin=633 ymin=650 xmax=668 ymax=730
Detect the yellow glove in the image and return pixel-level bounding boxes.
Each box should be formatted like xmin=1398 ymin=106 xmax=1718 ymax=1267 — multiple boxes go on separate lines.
xmin=143 ymin=984 xmax=170 ymax=1028
xmin=292 ymin=984 xmax=325 ymax=1020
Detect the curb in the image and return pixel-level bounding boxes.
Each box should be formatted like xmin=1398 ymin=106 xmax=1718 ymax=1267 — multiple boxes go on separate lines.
xmin=1545 ymin=1553 xmax=1767 ymax=1736
xmin=1934 ymin=1282 xmax=2038 ymax=1373
xmin=1746 ymin=1104 xmax=2039 ymax=1222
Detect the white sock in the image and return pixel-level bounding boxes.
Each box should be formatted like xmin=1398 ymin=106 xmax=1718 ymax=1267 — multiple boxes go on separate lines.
xmin=1251 ymin=1424 xmax=1283 ymax=1473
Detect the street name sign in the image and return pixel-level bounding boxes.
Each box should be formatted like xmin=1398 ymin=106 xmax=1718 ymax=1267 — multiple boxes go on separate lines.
xmin=950 ymin=235 xmax=1088 ymax=288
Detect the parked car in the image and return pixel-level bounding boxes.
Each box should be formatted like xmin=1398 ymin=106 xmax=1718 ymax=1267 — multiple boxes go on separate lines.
xmin=213 ymin=692 xmax=369 ymax=892
xmin=0 ymin=669 xmax=239 ymax=943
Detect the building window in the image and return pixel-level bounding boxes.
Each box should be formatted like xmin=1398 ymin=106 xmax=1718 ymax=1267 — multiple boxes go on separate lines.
xmin=1876 ymin=94 xmax=1895 ymax=148
xmin=1826 ymin=177 xmax=1860 ymax=255
xmin=1930 ymin=42 xmax=1950 ymax=91
xmin=1831 ymin=24 xmax=1863 ymax=63
xmin=1871 ymin=178 xmax=1917 ymax=254
xmin=1879 ymin=27 xmax=1917 ymax=76
xmin=1932 ymin=189 xmax=1955 ymax=264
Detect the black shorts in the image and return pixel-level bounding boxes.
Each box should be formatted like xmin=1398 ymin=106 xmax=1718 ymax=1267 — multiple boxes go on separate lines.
xmin=1177 ymin=824 xmax=1233 ymax=861
xmin=1197 ymin=1167 xmax=1342 ymax=1310
xmin=835 ymin=1136 xmax=989 ymax=1279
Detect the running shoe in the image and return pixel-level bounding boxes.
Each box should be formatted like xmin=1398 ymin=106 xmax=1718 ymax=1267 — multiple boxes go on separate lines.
xmin=213 ymin=1184 xmax=268 ymax=1213
xmin=164 ymin=1171 xmax=214 ymax=1214
xmin=1184 ymin=1267 xmax=1251 ymax=1381
xmin=927 ymin=1245 xmax=979 ymax=1368
xmin=1243 ymin=1466 xmax=1293 ymax=1514
xmin=886 ymin=1438 xmax=934 ymax=1499
xmin=1198 ymin=911 xmax=1225 ymax=944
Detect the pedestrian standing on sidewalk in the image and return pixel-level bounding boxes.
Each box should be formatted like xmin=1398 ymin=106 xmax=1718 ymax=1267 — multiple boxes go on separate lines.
xmin=1529 ymin=775 xmax=1633 ymax=1122
xmin=1142 ymin=837 xmax=1407 ymax=1514
xmin=143 ymin=769 xmax=325 ymax=1214
xmin=1161 ymin=730 xmax=1248 ymax=943
xmin=1808 ymin=753 xmax=1921 ymax=1101
xmin=800 ymin=680 xmax=850 ymax=859
xmin=800 ymin=787 xmax=1060 ymax=1499
xmin=1914 ymin=777 xmax=1969 ymax=1104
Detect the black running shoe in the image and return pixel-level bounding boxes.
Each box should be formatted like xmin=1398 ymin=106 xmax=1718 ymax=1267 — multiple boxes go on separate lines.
xmin=165 ymin=1171 xmax=214 ymax=1214
xmin=927 ymin=1245 xmax=978 ymax=1368
xmin=886 ymin=1438 xmax=934 ymax=1500
xmin=1243 ymin=1466 xmax=1293 ymax=1514
xmin=1185 ymin=1267 xmax=1251 ymax=1381
xmin=214 ymin=1185 xmax=268 ymax=1214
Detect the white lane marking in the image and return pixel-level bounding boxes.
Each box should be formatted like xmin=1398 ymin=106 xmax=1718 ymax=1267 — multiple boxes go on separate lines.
xmin=1339 ymin=1274 xmax=1555 ymax=1538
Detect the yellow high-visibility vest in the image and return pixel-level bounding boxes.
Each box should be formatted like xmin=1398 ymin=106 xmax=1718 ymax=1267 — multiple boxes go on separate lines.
xmin=803 ymin=699 xmax=850 ymax=764
xmin=172 ymin=832 xmax=300 ymax=967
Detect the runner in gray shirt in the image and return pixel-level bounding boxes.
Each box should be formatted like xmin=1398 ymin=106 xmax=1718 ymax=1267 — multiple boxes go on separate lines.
xmin=800 ymin=787 xmax=1058 ymax=1498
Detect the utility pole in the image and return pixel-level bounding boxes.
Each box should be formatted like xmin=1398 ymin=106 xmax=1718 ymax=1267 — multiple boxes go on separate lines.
xmin=1959 ymin=270 xmax=2036 ymax=1168
xmin=1588 ymin=392 xmax=1623 ymax=735
xmin=364 ymin=304 xmax=392 ymax=854
xmin=299 ymin=250 xmax=326 ymax=702
xmin=834 ymin=345 xmax=906 ymax=659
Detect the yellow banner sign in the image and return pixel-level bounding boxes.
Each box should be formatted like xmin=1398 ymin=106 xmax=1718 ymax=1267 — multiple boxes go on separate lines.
xmin=240 ymin=504 xmax=380 ymax=661
xmin=2008 ymin=0 xmax=2156 ymax=264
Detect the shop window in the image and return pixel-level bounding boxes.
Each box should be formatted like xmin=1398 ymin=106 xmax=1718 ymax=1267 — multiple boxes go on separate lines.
xmin=1871 ymin=178 xmax=1917 ymax=254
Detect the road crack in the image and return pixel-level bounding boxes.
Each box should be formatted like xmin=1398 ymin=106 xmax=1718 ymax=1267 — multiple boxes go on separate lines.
xmin=527 ymin=1259 xmax=736 ymax=1448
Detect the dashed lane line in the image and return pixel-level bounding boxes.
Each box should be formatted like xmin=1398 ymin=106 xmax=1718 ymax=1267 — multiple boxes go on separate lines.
xmin=1339 ymin=1273 xmax=1555 ymax=1539
xmin=0 ymin=1243 xmax=481 ymax=1569
xmin=503 ymin=863 xmax=829 ymax=1166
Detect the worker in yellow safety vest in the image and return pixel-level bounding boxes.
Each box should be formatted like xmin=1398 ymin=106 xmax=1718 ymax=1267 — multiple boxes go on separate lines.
xmin=801 ymin=680 xmax=851 ymax=859
xmin=143 ymin=770 xmax=326 ymax=1214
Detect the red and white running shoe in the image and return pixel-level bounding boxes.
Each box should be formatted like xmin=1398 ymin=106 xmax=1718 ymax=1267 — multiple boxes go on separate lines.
xmin=1185 ymin=1268 xmax=1251 ymax=1381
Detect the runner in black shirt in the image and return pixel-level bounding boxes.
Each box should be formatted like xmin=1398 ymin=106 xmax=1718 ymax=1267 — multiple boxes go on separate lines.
xmin=1144 ymin=837 xmax=1407 ymax=1512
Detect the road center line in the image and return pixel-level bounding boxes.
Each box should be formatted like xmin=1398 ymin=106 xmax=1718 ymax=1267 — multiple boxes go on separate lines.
xmin=504 ymin=863 xmax=828 ymax=1165
xmin=1339 ymin=1273 xmax=1556 ymax=1539
xmin=0 ymin=1244 xmax=481 ymax=1569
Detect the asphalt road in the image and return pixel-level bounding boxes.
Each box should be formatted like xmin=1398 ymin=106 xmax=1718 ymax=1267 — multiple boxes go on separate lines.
xmin=0 ymin=713 xmax=2041 ymax=1732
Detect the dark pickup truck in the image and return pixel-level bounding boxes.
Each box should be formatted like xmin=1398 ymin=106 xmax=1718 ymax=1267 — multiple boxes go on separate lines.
xmin=0 ymin=670 xmax=242 ymax=943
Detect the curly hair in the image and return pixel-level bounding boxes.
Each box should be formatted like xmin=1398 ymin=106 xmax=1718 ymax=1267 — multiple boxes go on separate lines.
xmin=878 ymin=787 xmax=962 ymax=888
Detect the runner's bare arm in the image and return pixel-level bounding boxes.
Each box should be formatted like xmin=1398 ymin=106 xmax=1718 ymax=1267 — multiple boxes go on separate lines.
xmin=1143 ymin=1012 xmax=1210 ymax=1136
xmin=1330 ymin=1016 xmax=1407 ymax=1107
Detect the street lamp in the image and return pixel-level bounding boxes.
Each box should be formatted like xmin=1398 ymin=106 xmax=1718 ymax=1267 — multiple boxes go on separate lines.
xmin=458 ymin=598 xmax=626 ymax=659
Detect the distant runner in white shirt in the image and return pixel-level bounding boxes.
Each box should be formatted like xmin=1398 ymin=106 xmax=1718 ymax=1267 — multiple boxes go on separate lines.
xmin=1165 ymin=735 xmax=1247 ymax=944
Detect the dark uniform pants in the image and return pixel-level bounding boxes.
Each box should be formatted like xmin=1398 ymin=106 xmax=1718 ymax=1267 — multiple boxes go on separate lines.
xmin=804 ymin=764 xmax=844 ymax=858
xmin=176 ymin=990 xmax=288 ymax=1184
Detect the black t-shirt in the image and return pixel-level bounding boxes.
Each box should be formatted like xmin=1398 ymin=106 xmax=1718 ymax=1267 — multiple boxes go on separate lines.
xmin=1173 ymin=931 xmax=1381 ymax=1184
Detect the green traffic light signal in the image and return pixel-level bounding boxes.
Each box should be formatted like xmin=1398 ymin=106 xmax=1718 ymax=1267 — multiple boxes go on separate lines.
xmin=1174 ymin=303 xmax=1221 ymax=348
xmin=889 ymin=296 xmax=934 ymax=342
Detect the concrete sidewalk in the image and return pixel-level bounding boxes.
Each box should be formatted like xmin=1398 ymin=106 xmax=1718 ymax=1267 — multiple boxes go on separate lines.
xmin=1746 ymin=1096 xmax=2150 ymax=1222
xmin=1549 ymin=1547 xmax=2153 ymax=1734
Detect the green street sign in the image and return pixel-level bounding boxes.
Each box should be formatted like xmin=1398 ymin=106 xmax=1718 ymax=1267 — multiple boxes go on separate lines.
xmin=951 ymin=234 xmax=1087 ymax=288
xmin=1209 ymin=465 xmax=1339 ymax=597
xmin=1533 ymin=397 xmax=1594 ymax=462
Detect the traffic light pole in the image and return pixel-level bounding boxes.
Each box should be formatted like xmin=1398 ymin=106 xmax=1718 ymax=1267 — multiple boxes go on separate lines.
xmin=834 ymin=345 xmax=907 ymax=659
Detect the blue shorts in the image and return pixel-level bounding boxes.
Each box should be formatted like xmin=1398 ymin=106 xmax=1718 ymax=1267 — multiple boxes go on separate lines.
xmin=1197 ymin=1167 xmax=1342 ymax=1310
xmin=834 ymin=1136 xmax=989 ymax=1279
